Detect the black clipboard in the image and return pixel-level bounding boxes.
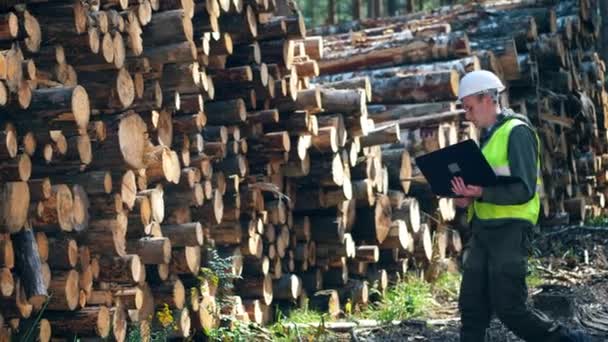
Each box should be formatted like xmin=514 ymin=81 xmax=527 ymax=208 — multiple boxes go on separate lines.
xmin=415 ymin=139 xmax=519 ymax=197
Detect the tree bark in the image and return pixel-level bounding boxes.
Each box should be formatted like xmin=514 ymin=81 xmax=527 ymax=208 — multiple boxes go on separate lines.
xmin=12 ymin=228 xmax=47 ymax=308
xmin=319 ymin=32 xmax=470 ymax=75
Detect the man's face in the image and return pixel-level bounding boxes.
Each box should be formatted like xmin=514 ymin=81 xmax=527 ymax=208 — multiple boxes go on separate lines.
xmin=462 ymin=94 xmax=495 ymax=128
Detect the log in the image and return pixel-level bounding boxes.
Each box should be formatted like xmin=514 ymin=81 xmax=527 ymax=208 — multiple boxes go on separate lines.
xmin=360 ymin=123 xmax=401 ymax=148
xmin=235 ymin=274 xmax=273 ymax=305
xmin=46 ymin=306 xmax=111 ymax=338
xmin=1 ymin=182 xmax=29 ymax=233
xmin=12 ymin=228 xmax=47 ymax=308
xmin=0 ymin=237 xmax=13 ymax=269
xmin=51 ymin=171 xmax=112 ymax=195
xmin=31 ymin=184 xmax=73 ymax=233
xmin=0 ymin=129 xmax=17 ymax=159
xmin=471 ymin=37 xmax=520 ymax=81
xmin=318 ymin=87 xmax=366 ymax=115
xmin=97 ymin=255 xmax=144 ymax=284
xmin=80 ymin=68 xmax=134 ymax=110
xmin=414 ymin=223 xmax=433 ymax=263
xmin=151 ymin=276 xmax=186 ymax=310
xmin=309 ymin=290 xmax=340 ymax=318
xmin=469 ymin=14 xmax=537 ymax=51
xmin=219 ymin=5 xmax=258 ymax=43
xmin=47 ymin=269 xmax=79 ymax=311
xmin=318 ymin=31 xmax=470 ymax=75
xmin=170 ymin=246 xmax=201 ymax=275
xmin=370 ymin=69 xmax=459 ymax=104
xmin=46 ymin=236 xmax=78 ymax=270
xmin=13 ymin=317 xmax=51 ymax=342
xmin=338 ymin=279 xmax=368 ymax=306
xmin=142 ymin=10 xmax=193 ymax=46
xmin=382 ymin=148 xmax=412 ymax=193
xmin=352 ymin=195 xmax=392 ymax=244
xmin=355 ymin=245 xmax=380 ymax=263
xmin=530 ymin=33 xmax=567 ymax=69
xmin=380 ymin=219 xmax=414 ymax=252
xmin=205 ymin=99 xmax=247 ymax=125
xmin=161 ymin=222 xmax=204 ymax=247
xmin=198 ymin=295 xmax=218 ymax=331
xmin=316 ymin=56 xmax=479 ymax=84
xmin=242 ymin=256 xmax=270 ymax=277
xmin=126 ymin=237 xmax=172 ymax=264
xmin=272 ymin=274 xmax=301 ymax=300
xmin=0 ymin=277 xmax=32 ymax=319
xmin=392 ymin=197 xmax=421 ymax=233
xmin=0 ymin=153 xmax=31 ymax=182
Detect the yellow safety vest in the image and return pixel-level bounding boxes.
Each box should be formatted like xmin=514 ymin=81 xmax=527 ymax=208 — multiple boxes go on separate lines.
xmin=467 ymin=117 xmax=541 ymax=225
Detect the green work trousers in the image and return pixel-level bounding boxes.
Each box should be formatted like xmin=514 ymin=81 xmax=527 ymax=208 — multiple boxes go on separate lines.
xmin=458 ymin=221 xmax=560 ymax=342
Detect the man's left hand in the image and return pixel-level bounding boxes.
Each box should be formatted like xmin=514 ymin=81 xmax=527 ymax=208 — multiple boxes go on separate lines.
xmin=451 ymin=176 xmax=483 ymax=198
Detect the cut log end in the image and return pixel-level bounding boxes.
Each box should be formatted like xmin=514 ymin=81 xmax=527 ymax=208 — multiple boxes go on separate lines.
xmin=71 ymin=86 xmax=91 ymax=129
xmin=117 ymin=68 xmax=135 ymax=109
xmin=4 ymin=182 xmax=30 ymax=232
xmin=4 ymin=130 xmax=17 ymax=158
xmin=7 ymin=13 xmax=18 ymax=39
xmin=98 ymin=306 xmax=112 ymax=338
xmin=118 ymin=114 xmax=147 ymax=169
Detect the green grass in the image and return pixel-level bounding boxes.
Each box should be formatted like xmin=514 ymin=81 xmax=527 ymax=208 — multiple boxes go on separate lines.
xmin=432 ymin=272 xmax=461 ymax=302
xmin=268 ymin=304 xmax=336 ymax=342
xmin=526 ymin=257 xmax=545 ymax=288
xmin=204 ymin=271 xmax=466 ymax=341
xmin=585 ymin=214 xmax=608 ymax=226
xmin=361 ymin=274 xmax=433 ymax=322
xmin=281 ymin=306 xmax=326 ymax=324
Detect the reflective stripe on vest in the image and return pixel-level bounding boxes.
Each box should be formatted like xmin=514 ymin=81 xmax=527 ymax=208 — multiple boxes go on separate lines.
xmin=467 ymin=118 xmax=541 ymax=225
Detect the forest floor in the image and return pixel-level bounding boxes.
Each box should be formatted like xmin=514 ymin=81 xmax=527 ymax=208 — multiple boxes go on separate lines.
xmin=345 ymin=226 xmax=608 ymax=341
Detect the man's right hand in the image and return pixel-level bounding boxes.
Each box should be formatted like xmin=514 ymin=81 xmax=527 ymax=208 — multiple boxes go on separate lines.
xmin=454 ymin=197 xmax=473 ymax=208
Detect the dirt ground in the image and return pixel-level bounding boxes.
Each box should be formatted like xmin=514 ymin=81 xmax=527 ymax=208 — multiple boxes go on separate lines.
xmin=350 ymin=226 xmax=608 ymax=341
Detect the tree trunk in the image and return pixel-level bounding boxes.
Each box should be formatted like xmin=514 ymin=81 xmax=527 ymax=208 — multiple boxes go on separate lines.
xmin=327 ymin=0 xmax=336 ymax=25
xmin=352 ymin=0 xmax=361 ymax=20
xmin=599 ymin=0 xmax=608 ymax=63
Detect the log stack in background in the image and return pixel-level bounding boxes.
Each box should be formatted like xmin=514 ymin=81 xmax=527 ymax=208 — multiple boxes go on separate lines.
xmin=312 ymin=0 xmax=608 ymax=239
xmin=0 ymin=0 xmax=603 ymax=339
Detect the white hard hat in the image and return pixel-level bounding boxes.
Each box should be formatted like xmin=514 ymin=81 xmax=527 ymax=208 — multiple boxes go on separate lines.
xmin=458 ymin=70 xmax=505 ymax=101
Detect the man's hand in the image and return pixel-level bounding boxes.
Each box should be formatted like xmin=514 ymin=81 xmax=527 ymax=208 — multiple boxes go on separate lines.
xmin=454 ymin=197 xmax=473 ymax=208
xmin=451 ymin=177 xmax=483 ymax=198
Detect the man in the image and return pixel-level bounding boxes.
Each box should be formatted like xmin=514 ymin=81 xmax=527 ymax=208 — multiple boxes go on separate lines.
xmin=451 ymin=70 xmax=591 ymax=342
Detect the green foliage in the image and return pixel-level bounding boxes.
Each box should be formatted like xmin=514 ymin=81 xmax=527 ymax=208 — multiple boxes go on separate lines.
xmin=199 ymin=246 xmax=252 ymax=340
xmin=206 ymin=319 xmax=257 ymax=342
xmin=526 ymin=257 xmax=545 ymax=288
xmin=432 ymin=272 xmax=461 ymax=301
xmin=297 ymin=0 xmax=470 ymax=28
xmin=280 ymin=305 xmax=326 ymax=324
xmin=126 ymin=304 xmax=178 ymax=342
xmin=361 ymin=274 xmax=433 ymax=322
xmin=585 ymin=214 xmax=608 ymax=226
xmin=198 ymin=247 xmax=241 ymax=307
xmin=268 ymin=306 xmax=337 ymax=342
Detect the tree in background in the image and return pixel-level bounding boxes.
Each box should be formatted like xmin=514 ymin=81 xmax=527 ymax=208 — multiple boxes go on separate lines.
xmin=295 ymin=0 xmax=467 ymax=28
xmin=600 ymin=0 xmax=608 ymax=65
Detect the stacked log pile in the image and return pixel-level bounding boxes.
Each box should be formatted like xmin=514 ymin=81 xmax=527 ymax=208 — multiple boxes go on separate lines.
xmin=313 ymin=0 xmax=608 ymax=233
xmin=0 ymin=0 xmax=603 ymax=339
xmin=0 ymin=0 xmax=425 ymax=338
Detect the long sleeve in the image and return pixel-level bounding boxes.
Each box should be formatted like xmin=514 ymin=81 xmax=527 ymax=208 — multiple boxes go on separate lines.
xmin=480 ymin=125 xmax=538 ymax=205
